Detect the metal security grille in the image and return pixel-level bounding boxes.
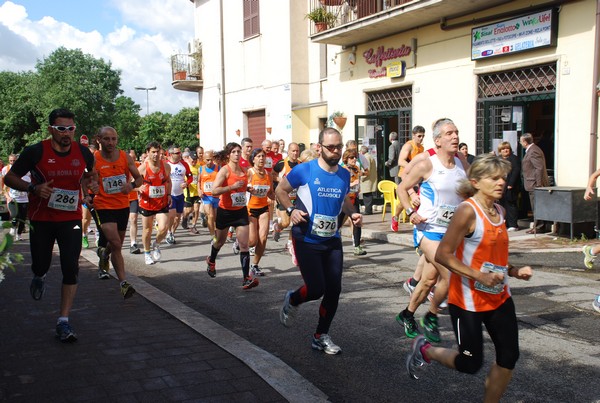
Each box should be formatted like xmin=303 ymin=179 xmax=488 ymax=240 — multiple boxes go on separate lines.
xmin=475 ymin=63 xmax=556 ymax=153
xmin=478 ymin=64 xmax=556 ymax=98
xmin=367 ymin=87 xmax=412 ymax=112
xmin=366 ymin=87 xmax=413 ymax=144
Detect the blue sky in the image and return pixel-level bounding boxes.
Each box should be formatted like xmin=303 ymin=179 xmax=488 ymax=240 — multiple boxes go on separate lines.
xmin=0 ymin=0 xmax=197 ymax=114
xmin=9 ymin=0 xmax=121 ymax=35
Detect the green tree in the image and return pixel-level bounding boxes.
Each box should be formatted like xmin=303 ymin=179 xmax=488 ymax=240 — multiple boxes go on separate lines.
xmin=165 ymin=107 xmax=199 ymax=149
xmin=112 ymin=96 xmax=142 ymax=152
xmin=0 ymin=71 xmax=40 ymax=155
xmin=33 ymin=47 xmax=122 ymax=140
xmin=137 ymin=112 xmax=172 ymax=151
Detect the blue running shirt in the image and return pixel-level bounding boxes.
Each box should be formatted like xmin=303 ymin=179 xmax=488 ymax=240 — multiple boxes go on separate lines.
xmin=286 ymin=159 xmax=350 ymax=244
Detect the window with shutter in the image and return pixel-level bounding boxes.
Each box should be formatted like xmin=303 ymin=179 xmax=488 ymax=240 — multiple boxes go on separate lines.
xmin=243 ymin=0 xmax=260 ymax=39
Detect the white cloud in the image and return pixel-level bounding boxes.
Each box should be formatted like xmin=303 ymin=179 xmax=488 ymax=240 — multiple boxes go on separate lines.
xmin=0 ymin=0 xmax=198 ymax=114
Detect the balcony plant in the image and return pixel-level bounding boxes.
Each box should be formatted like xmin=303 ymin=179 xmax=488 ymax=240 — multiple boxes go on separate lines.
xmin=329 ymin=111 xmax=347 ymax=129
xmin=306 ymin=7 xmax=336 ymax=33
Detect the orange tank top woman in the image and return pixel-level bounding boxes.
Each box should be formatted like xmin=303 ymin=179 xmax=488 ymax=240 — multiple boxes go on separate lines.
xmin=450 ymin=197 xmax=510 ymax=312
xmin=247 ymin=167 xmax=272 ymax=210
xmin=218 ymin=165 xmax=248 ymax=210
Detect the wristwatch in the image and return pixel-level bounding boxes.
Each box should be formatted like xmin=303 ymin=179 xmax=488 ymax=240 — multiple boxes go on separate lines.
xmin=27 ymin=183 xmax=37 ymax=194
xmin=286 ymin=206 xmax=296 ymax=216
xmin=406 ymin=208 xmax=415 ymax=217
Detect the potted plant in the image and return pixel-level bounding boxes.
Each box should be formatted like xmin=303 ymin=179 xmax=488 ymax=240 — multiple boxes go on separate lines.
xmin=305 ymin=7 xmax=336 ymax=33
xmin=329 ymin=111 xmax=347 ymax=129
xmin=0 ymin=221 xmax=23 ymax=285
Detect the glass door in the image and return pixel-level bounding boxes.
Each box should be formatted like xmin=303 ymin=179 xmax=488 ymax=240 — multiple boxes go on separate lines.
xmin=483 ymin=101 xmax=527 ymax=156
xmin=355 ymin=114 xmax=389 ymax=182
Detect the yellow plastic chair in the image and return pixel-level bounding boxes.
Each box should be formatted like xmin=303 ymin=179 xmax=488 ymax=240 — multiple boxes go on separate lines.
xmin=378 ymin=180 xmax=401 ymax=222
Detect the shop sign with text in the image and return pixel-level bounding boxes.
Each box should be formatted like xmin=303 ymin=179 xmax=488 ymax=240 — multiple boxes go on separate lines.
xmin=363 ymin=44 xmax=411 ymax=79
xmin=471 ymin=9 xmax=557 ymax=60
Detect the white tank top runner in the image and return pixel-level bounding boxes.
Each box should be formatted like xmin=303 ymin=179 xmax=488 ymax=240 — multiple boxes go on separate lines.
xmin=416 ymin=154 xmax=466 ymax=234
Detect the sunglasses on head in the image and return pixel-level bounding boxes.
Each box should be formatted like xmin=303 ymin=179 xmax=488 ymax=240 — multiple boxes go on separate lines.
xmin=51 ymin=125 xmax=76 ymax=132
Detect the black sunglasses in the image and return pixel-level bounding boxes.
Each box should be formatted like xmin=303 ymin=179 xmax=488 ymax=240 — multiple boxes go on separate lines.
xmin=320 ymin=143 xmax=344 ymax=152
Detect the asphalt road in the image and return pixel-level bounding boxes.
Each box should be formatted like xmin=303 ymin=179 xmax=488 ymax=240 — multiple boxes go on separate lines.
xmin=114 ymin=225 xmax=600 ymax=403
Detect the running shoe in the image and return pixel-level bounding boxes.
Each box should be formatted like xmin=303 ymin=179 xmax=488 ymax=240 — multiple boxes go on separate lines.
xmin=97 ymin=246 xmax=110 ymax=272
xmin=403 ymin=278 xmax=416 ymax=296
xmin=199 ymin=213 xmax=208 ymax=228
xmin=206 ymin=256 xmax=216 ymax=277
xmin=56 ymin=321 xmax=77 ymax=343
xmin=249 ymin=246 xmax=255 ymax=256
xmin=97 ymin=268 xmax=110 ymax=280
xmin=279 ymin=290 xmax=297 ymax=327
xmin=593 ymin=295 xmax=600 ymax=313
xmin=427 ymin=288 xmax=435 ymax=303
xmin=396 ymin=312 xmax=420 ymax=338
xmin=120 ymin=281 xmax=136 ymax=299
xmin=582 ymin=245 xmax=596 ymax=269
xmin=232 ymin=240 xmax=240 ymax=255
xmin=166 ymin=232 xmax=175 ymax=245
xmin=9 ymin=227 xmax=16 ymax=237
xmin=311 ymin=334 xmax=342 ymax=355
xmin=189 ymin=226 xmax=199 ymax=235
xmin=273 ymin=228 xmax=281 ymax=242
xmin=406 ymin=335 xmax=430 ymax=380
xmin=421 ymin=314 xmax=441 ymax=343
xmin=391 ymin=216 xmax=399 ymax=232
xmin=353 ymin=246 xmax=367 ymax=256
xmin=181 ymin=218 xmax=188 ymax=230
xmin=30 ymin=275 xmax=46 ymax=300
xmin=242 ymin=276 xmax=259 ymax=290
xmin=227 ymin=227 xmax=234 ymax=241
xmin=130 ymin=243 xmax=141 ymax=254
xmin=151 ymin=241 xmax=161 ymax=262
xmin=82 ymin=235 xmax=89 ymax=249
xmin=144 ymin=253 xmax=155 ymax=265
xmin=251 ymin=264 xmax=265 ymax=277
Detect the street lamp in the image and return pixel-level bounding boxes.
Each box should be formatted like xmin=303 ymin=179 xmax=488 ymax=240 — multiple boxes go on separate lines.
xmin=134 ymin=86 xmax=157 ymax=115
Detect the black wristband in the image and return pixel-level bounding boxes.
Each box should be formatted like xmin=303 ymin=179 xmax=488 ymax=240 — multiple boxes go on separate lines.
xmin=27 ymin=183 xmax=37 ymax=194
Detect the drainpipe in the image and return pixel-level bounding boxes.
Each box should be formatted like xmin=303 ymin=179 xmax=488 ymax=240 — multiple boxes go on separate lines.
xmin=590 ymin=0 xmax=600 ymax=175
xmin=219 ymin=0 xmax=227 ymax=146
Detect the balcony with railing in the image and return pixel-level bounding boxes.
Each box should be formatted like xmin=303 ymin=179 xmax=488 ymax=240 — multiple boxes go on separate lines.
xmin=307 ymin=0 xmax=513 ymax=47
xmin=171 ymin=50 xmax=203 ymax=92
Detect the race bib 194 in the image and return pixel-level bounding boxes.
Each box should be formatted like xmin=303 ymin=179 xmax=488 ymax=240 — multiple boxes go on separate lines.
xmin=48 ymin=188 xmax=79 ymax=211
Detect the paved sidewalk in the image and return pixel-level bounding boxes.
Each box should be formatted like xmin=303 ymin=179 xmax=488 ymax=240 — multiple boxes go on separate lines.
xmin=341 ymin=209 xmax=598 ymax=253
xmin=0 ymin=242 xmax=323 ymax=402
